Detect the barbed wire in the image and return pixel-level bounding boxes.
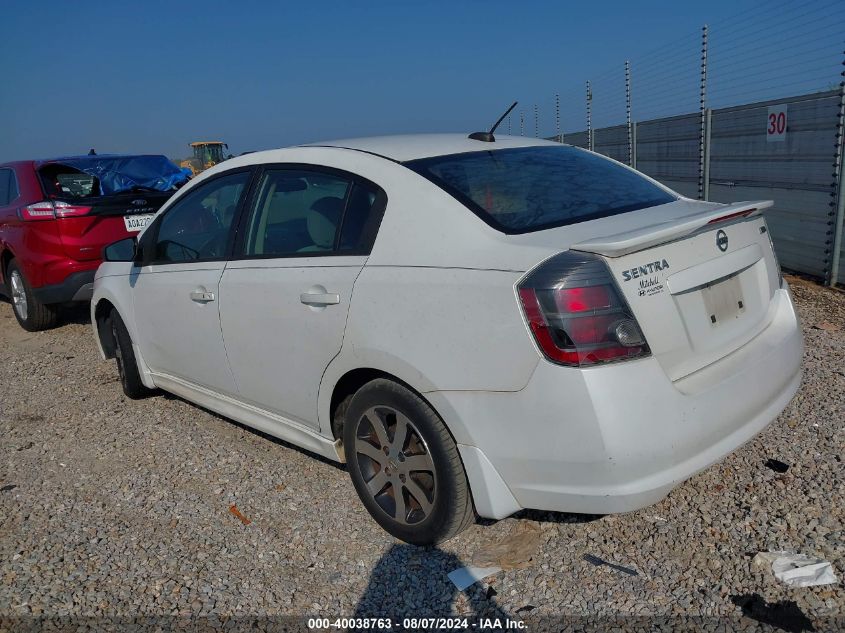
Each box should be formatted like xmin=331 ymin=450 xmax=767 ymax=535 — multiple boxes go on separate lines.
xmin=533 ymin=0 xmax=844 ymax=137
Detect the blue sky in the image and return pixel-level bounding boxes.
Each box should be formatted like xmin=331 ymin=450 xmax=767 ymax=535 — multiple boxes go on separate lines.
xmin=1 ymin=1 xmax=841 ymax=162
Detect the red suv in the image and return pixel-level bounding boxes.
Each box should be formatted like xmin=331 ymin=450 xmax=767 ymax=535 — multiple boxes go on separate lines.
xmin=0 ymin=155 xmax=186 ymax=330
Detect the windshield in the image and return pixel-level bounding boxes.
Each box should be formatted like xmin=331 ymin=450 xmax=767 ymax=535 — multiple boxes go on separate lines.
xmin=195 ymin=145 xmax=224 ymax=164
xmin=405 ymin=145 xmax=677 ymax=234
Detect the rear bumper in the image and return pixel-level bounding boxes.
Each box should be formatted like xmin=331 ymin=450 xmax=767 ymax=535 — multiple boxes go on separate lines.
xmin=32 ymin=269 xmax=96 ymax=304
xmin=430 ymin=287 xmax=803 ymax=519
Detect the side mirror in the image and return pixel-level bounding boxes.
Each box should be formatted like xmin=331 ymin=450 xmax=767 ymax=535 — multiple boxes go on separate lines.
xmin=103 ymin=237 xmax=137 ymax=262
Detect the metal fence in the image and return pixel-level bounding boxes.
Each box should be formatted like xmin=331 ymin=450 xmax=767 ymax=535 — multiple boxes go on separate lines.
xmin=522 ymin=0 xmax=845 ymax=286
xmin=561 ymin=89 xmax=843 ymax=281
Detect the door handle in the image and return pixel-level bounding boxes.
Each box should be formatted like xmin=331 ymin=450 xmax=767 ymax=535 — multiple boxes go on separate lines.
xmin=299 ymin=292 xmax=340 ymax=306
xmin=190 ymin=289 xmax=216 ymax=303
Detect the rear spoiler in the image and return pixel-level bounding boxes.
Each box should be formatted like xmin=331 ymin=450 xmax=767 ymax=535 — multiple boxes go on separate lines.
xmin=570 ymin=201 xmax=772 ymax=257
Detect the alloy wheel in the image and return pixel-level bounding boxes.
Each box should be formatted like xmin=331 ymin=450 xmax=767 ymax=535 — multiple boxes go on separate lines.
xmin=10 ymin=271 xmax=28 ymax=321
xmin=354 ymin=406 xmax=437 ymax=526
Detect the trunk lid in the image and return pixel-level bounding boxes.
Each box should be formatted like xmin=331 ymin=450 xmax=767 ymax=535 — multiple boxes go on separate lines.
xmin=570 ymin=201 xmax=781 ymax=381
xmin=54 ymin=192 xmax=170 ymax=261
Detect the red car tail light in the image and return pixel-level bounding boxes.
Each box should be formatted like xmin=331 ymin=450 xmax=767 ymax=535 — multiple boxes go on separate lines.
xmin=53 ymin=201 xmax=93 ymax=218
xmin=20 ymin=201 xmax=56 ymax=221
xmin=20 ymin=200 xmax=92 ymax=221
xmin=518 ymin=251 xmax=650 ymax=367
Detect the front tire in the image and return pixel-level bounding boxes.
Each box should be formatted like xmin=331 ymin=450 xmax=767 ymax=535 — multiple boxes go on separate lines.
xmin=7 ymin=259 xmax=58 ymax=331
xmin=344 ymin=379 xmax=475 ymax=544
xmin=110 ymin=310 xmax=153 ymax=399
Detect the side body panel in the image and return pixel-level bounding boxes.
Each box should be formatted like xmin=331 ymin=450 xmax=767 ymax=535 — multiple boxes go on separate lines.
xmin=91 ymin=265 xmax=342 ymax=461
xmin=317 ymin=266 xmax=540 ymax=438
xmin=219 ymin=256 xmax=366 ymax=428
xmin=132 ymin=262 xmax=237 ymax=394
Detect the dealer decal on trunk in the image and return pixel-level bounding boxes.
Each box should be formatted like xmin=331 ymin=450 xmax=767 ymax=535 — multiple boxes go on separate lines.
xmin=621 ymin=259 xmax=670 ymax=297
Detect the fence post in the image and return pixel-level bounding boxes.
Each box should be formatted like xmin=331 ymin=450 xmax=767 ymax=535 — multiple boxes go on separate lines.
xmin=632 ymin=121 xmax=638 ymax=169
xmin=626 ymin=60 xmax=633 ymax=166
xmin=534 ymin=104 xmax=539 ymax=138
xmin=555 ymin=93 xmax=561 ymax=142
xmin=586 ymin=80 xmax=593 ymax=151
xmin=703 ymin=108 xmax=712 ymax=201
xmin=520 ymin=111 xmax=525 ymax=136
xmin=698 ymin=24 xmax=709 ymax=200
xmin=829 ymin=78 xmax=845 ymax=286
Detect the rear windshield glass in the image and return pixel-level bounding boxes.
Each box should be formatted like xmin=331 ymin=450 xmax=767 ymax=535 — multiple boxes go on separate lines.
xmin=37 ymin=155 xmax=188 ymax=199
xmin=405 ymin=146 xmax=676 ymax=233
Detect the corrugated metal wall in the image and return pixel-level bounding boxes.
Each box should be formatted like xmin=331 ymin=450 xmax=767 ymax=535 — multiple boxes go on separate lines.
xmin=563 ymin=131 xmax=589 ymax=149
xmin=593 ymin=125 xmax=628 ymax=164
xmin=635 ymin=114 xmax=701 ymax=199
xmin=563 ymin=89 xmax=844 ymax=283
xmin=708 ymin=91 xmax=840 ymax=278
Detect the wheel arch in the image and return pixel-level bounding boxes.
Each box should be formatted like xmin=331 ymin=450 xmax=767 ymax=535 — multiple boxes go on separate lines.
xmin=1 ymin=247 xmax=15 ymax=285
xmin=93 ymin=297 xmax=119 ymax=359
xmin=323 ymin=363 xmax=471 ymax=459
xmin=328 ymin=368 xmax=420 ymax=446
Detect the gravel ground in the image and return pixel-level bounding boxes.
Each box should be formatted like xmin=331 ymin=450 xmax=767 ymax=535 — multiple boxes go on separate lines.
xmin=0 ymin=275 xmax=843 ymax=632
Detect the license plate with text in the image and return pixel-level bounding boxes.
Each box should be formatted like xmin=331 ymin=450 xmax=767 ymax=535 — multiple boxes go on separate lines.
xmin=123 ymin=214 xmax=155 ymax=232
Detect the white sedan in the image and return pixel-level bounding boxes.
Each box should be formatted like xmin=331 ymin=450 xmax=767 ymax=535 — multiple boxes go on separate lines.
xmin=91 ymin=133 xmax=802 ymax=544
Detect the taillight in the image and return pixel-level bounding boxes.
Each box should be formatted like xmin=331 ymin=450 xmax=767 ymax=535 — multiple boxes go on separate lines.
xmin=19 ymin=200 xmax=92 ymax=221
xmin=518 ymin=251 xmax=650 ymax=367
xmin=53 ymin=201 xmax=93 ymax=218
xmin=20 ymin=201 xmax=56 ymax=221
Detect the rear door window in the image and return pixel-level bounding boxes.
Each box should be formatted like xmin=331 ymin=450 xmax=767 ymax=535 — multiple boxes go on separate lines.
xmin=0 ymin=168 xmax=13 ymax=206
xmin=405 ymin=145 xmax=676 ymax=234
xmin=238 ymin=167 xmax=385 ymax=258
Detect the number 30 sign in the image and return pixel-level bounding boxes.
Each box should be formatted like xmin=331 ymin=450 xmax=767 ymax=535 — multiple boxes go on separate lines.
xmin=767 ymin=105 xmax=787 ymax=142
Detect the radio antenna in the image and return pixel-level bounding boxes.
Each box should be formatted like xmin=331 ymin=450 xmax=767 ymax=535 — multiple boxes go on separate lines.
xmin=469 ymin=101 xmax=518 ymax=143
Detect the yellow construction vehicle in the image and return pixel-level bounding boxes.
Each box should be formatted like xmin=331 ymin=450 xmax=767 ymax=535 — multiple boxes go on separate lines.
xmin=180 ymin=141 xmax=229 ymax=175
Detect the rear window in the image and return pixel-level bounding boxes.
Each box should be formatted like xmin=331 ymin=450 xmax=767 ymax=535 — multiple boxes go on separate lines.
xmin=37 ymin=155 xmax=188 ymax=199
xmin=405 ymin=145 xmax=677 ymax=234
xmin=39 ymin=165 xmax=101 ymax=199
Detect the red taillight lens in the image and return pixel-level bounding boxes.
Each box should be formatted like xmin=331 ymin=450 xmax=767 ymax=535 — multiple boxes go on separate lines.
xmin=53 ymin=201 xmax=93 ymax=218
xmin=554 ymin=285 xmax=612 ymax=313
xmin=19 ymin=200 xmax=92 ymax=221
xmin=518 ymin=251 xmax=650 ymax=367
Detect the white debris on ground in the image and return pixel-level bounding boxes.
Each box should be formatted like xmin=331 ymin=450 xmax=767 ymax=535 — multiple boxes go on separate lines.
xmin=754 ymin=551 xmax=838 ymax=587
xmin=447 ymin=566 xmax=503 ymax=591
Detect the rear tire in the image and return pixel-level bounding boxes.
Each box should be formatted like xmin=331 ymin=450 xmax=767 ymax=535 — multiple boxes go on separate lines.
xmin=110 ymin=309 xmax=153 ymax=399
xmin=344 ymin=378 xmax=475 ymax=544
xmin=7 ymin=259 xmax=58 ymax=332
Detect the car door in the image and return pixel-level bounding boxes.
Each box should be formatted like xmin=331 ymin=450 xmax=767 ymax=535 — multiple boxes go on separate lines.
xmin=132 ymin=169 xmax=253 ymax=393
xmin=0 ymin=167 xmax=20 ymax=292
xmin=219 ymin=165 xmax=386 ymax=428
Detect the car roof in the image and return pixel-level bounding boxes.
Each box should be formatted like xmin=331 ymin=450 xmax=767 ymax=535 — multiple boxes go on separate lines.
xmin=34 ymin=154 xmax=172 ymax=166
xmin=0 ymin=155 xmax=173 ymax=169
xmin=301 ymin=133 xmax=560 ymax=162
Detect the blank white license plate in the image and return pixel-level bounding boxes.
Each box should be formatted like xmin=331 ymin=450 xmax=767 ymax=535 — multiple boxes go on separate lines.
xmin=123 ymin=214 xmax=155 ymax=232
xmin=701 ymin=274 xmax=745 ymax=326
